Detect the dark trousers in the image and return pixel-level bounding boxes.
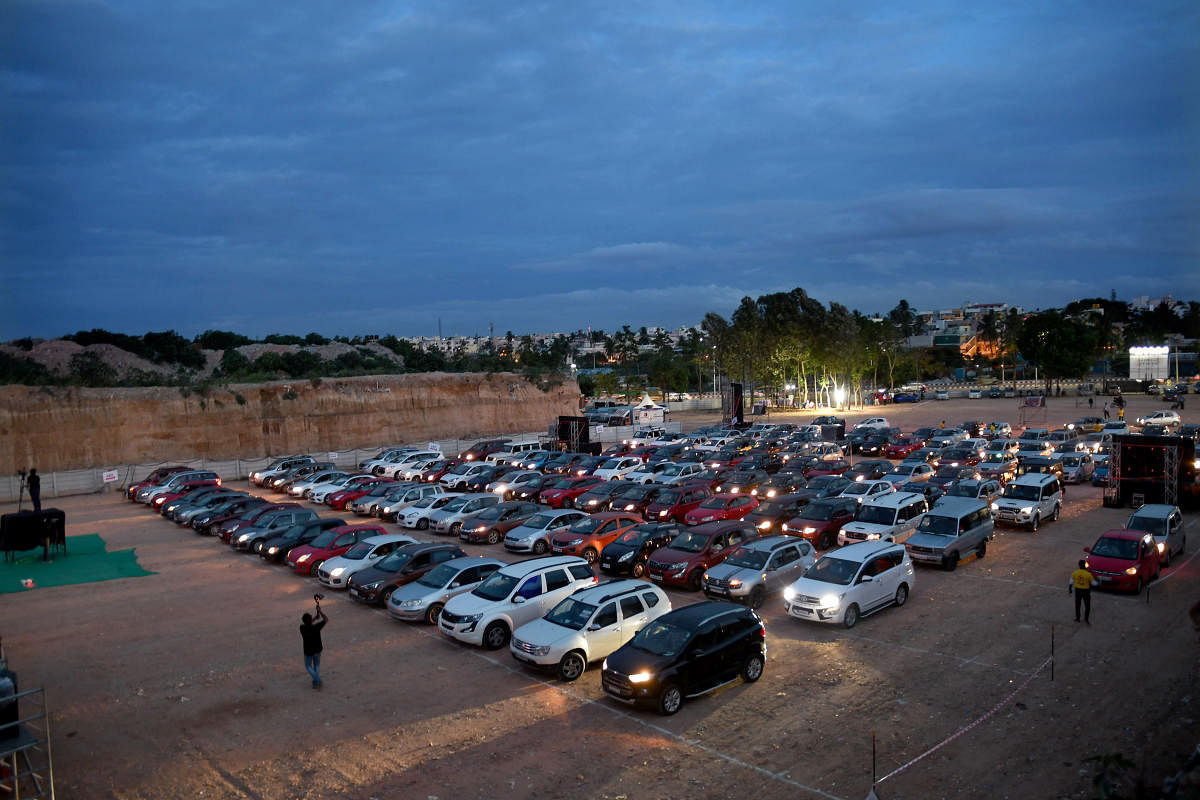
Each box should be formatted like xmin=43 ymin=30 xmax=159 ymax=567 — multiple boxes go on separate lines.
xmin=1074 ymin=588 xmax=1091 ymax=622
xmin=29 ymin=487 xmax=41 ymax=512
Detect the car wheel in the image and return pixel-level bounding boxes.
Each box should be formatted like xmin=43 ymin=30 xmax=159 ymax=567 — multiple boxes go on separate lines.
xmin=1050 ymin=504 xmax=1060 ymax=522
xmin=817 ymin=531 xmax=834 ymax=550
xmin=425 ymin=603 xmax=444 ymax=625
xmin=533 ymin=539 xmax=549 ymax=555
xmin=378 ymin=586 xmax=395 ymax=606
xmin=741 ymin=653 xmax=765 ymax=683
xmin=894 ymin=583 xmax=909 ymax=607
xmin=482 ymin=621 xmax=510 ymax=650
xmin=977 ymin=540 xmax=986 ymax=559
xmin=943 ymin=552 xmax=959 ymax=572
xmin=583 ymin=548 xmax=598 ymax=565
xmin=657 ymin=683 xmax=683 ymax=716
xmin=842 ymin=603 xmax=860 ymax=629
xmin=309 ymin=560 xmax=324 ymax=576
xmin=1029 ymin=514 xmax=1040 ymax=533
xmin=631 ymin=560 xmax=646 ymax=578
xmin=486 ymin=530 xmax=500 ymax=545
xmin=558 ymin=651 xmax=587 ymax=682
xmin=748 ymin=585 xmax=766 ymax=610
xmin=688 ymin=568 xmax=704 ymax=592
xmin=417 ymin=518 xmax=429 ymax=530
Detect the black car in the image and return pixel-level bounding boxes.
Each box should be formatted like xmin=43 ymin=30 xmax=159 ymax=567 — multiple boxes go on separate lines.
xmin=166 ymin=489 xmax=244 ymax=523
xmin=715 ymin=469 xmax=770 ymax=495
xmin=509 ymin=473 xmax=556 ymax=502
xmin=574 ymin=481 xmax=629 ymax=512
xmin=463 ymin=465 xmax=516 ymax=493
xmin=543 ymin=452 xmax=587 ymax=474
xmin=258 ymin=518 xmax=345 ymax=563
xmin=741 ymin=493 xmax=811 ymax=535
xmin=756 ymin=473 xmax=806 ymax=499
xmin=347 ymin=542 xmax=468 ymax=606
xmin=898 ymin=481 xmax=945 ymax=505
xmin=928 ymin=465 xmax=979 ymax=490
xmin=795 ymin=474 xmax=852 ymax=499
xmin=191 ymin=496 xmax=269 ymax=535
xmin=602 ymin=601 xmax=766 ymax=715
xmin=1015 ymin=455 xmax=1065 ymax=479
xmin=598 ymin=522 xmax=683 ymax=578
xmin=856 ymin=434 xmax=894 ymax=457
xmin=843 ymin=459 xmax=892 ymax=483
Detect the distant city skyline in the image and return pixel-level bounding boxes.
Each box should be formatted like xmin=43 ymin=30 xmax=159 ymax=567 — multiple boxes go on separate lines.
xmin=3 ymin=3 xmax=1197 ymax=340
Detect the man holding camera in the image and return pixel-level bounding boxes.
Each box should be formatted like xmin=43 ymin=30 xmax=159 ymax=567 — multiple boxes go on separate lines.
xmin=299 ymin=595 xmax=328 ymax=689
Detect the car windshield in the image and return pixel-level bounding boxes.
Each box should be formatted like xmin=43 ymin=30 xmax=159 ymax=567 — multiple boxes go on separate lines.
xmin=568 ymin=517 xmax=604 ymax=534
xmin=441 ymin=497 xmax=469 ymax=512
xmin=416 ymin=562 xmax=458 ymax=588
xmin=1125 ymin=516 xmax=1161 ymax=535
xmin=653 ymin=490 xmax=681 ymax=504
xmin=806 ymin=476 xmax=836 ymax=489
xmin=724 ymin=547 xmax=768 ymax=569
xmin=525 ymin=514 xmax=557 ymax=529
xmin=344 ymin=542 xmax=374 ymax=559
xmin=983 ymin=454 xmax=1008 ymax=463
xmin=630 ymin=620 xmax=691 ymax=657
xmin=309 ymin=531 xmax=337 ymax=548
xmin=947 ymin=484 xmax=979 ymax=497
xmin=668 ymin=532 xmax=711 ymax=553
xmin=551 ymin=479 xmax=578 ymax=489
xmin=617 ymin=486 xmax=654 ymax=500
xmin=1004 ymin=484 xmax=1041 ymax=500
xmin=473 ymin=572 xmax=519 ymax=601
xmin=545 ymin=598 xmax=598 ymax=631
xmin=806 ymin=556 xmax=859 ymax=585
xmin=917 ymin=515 xmax=958 ymax=535
xmin=446 ymin=464 xmax=472 ymax=475
xmin=754 ymin=500 xmax=795 ymax=516
xmin=698 ymin=497 xmax=728 ymax=509
xmin=659 ymin=464 xmax=684 ymax=476
xmin=799 ymin=501 xmax=840 ymax=521
xmin=1091 ymin=537 xmax=1139 ymax=560
xmin=1062 ymin=456 xmax=1081 ymax=467
xmin=375 ymin=551 xmax=413 ymax=571
xmin=856 ymin=505 xmax=897 ymax=524
xmin=599 ymin=459 xmax=624 ymax=469
xmin=411 ymin=496 xmax=440 ymax=510
xmin=473 ymin=505 xmax=506 ymax=521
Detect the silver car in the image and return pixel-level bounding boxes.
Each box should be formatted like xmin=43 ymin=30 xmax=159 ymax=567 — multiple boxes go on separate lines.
xmin=386 ymin=557 xmax=506 ymax=624
xmin=905 ymin=497 xmax=993 ymax=570
xmin=702 ymin=535 xmax=816 ymax=609
xmin=1125 ymin=504 xmax=1187 ymax=565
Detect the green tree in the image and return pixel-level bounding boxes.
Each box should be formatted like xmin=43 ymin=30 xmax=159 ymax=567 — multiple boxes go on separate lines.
xmin=194 ymin=329 xmax=251 ymax=350
xmin=1016 ymin=311 xmax=1098 ymax=392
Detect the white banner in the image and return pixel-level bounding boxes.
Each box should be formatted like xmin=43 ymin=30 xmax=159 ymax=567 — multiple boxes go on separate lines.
xmin=102 ymin=469 xmax=120 ymax=483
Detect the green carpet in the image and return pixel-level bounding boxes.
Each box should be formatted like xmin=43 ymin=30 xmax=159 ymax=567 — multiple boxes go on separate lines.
xmin=0 ymin=533 xmax=155 ymax=594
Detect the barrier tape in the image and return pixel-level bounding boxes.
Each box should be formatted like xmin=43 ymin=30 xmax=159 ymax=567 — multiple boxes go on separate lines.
xmin=876 ymin=655 xmax=1054 ymax=785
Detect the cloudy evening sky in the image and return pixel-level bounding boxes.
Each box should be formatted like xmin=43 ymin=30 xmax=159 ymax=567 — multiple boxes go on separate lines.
xmin=2 ymin=1 xmax=1198 ymax=340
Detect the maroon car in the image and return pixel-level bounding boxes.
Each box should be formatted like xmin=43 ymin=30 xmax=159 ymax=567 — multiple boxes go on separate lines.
xmin=781 ymin=496 xmax=859 ymax=550
xmin=326 ymin=477 xmax=394 ymax=510
xmin=683 ymin=493 xmax=760 ymax=526
xmin=644 ymin=486 xmax=712 ymax=523
xmin=645 ymin=520 xmax=758 ymax=590
xmin=538 ymin=475 xmax=604 ymax=509
xmin=126 ymin=466 xmax=190 ymax=501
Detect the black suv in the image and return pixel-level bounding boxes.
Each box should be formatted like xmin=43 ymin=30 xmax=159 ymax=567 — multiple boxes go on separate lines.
xmin=601 ymin=601 xmax=766 ymax=715
xmin=598 ymin=522 xmax=682 ymax=578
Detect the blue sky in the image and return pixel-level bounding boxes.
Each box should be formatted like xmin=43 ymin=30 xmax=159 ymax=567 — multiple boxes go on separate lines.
xmin=2 ymin=1 xmax=1198 ymax=340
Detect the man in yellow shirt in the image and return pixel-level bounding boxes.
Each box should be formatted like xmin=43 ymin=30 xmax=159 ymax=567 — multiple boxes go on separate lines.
xmin=1069 ymin=560 xmax=1097 ymax=624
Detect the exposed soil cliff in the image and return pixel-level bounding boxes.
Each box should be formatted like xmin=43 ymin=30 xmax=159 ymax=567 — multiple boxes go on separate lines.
xmin=0 ymin=373 xmax=580 ymax=471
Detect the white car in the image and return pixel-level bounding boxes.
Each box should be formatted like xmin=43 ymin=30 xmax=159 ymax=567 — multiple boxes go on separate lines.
xmin=386 ymin=556 xmax=506 ymax=624
xmin=1136 ymin=410 xmax=1181 ymax=428
xmin=1125 ymin=504 xmax=1187 ymax=565
xmin=927 ymin=429 xmax=967 ymax=448
xmin=650 ymin=462 xmax=706 ymax=485
xmin=783 ymin=541 xmax=915 ymax=628
xmin=988 ymin=422 xmax=1013 ymax=438
xmin=429 ymin=493 xmax=502 ymax=535
xmin=510 ymin=580 xmax=671 ymax=681
xmin=398 ymin=494 xmax=459 ymax=530
xmin=592 ymin=457 xmax=645 ymax=481
xmin=852 ymin=417 xmax=892 ymax=432
xmin=990 ymin=473 xmax=1063 ymax=531
xmin=1101 ymin=421 xmax=1129 ymax=435
xmin=624 ymin=427 xmax=666 ymax=447
xmin=361 ymin=447 xmax=421 ymax=475
xmin=439 ymin=556 xmax=598 ymax=649
xmin=503 ymin=509 xmax=588 ymax=555
xmin=377 ymin=483 xmax=445 ymax=520
xmin=967 ymin=388 xmax=982 ymax=399
xmin=288 ymin=470 xmax=347 ymax=498
xmin=935 ymin=389 xmax=950 ymax=400
xmin=487 ymin=470 xmax=544 ymax=498
xmin=984 ymin=439 xmax=1020 ymax=457
xmin=378 ymin=450 xmax=442 ymax=479
xmin=625 ymin=462 xmax=676 ymax=484
xmin=316 ymin=533 xmax=416 ymax=589
xmin=810 ymin=442 xmax=845 ymax=461
xmin=440 ymin=462 xmax=496 ymax=490
xmin=310 ymin=474 xmax=373 ymax=504
xmin=839 ymin=479 xmax=896 ymax=505
xmin=882 ymin=463 xmax=935 ymax=484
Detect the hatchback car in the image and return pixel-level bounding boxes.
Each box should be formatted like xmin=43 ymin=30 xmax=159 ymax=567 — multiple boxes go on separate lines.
xmin=598 ymin=522 xmax=684 ymax=578
xmin=511 ymin=580 xmax=672 ymax=681
xmin=702 ymin=535 xmax=816 ymax=608
xmin=1060 ymin=453 xmax=1095 ymax=484
xmin=504 ymin=509 xmax=589 ymax=555
xmin=783 ymin=541 xmax=915 ymax=628
xmin=429 ymin=493 xmax=502 ymax=536
xmin=317 ymin=533 xmax=417 ymax=589
xmin=644 ymin=486 xmax=713 ymax=523
xmin=539 ymin=476 xmax=605 ymax=508
xmin=548 ymin=512 xmax=643 ymax=563
xmin=683 ymin=493 xmax=759 ymax=525
xmin=458 ymin=501 xmax=544 ymax=545
xmin=346 ymin=542 xmax=468 ymax=605
xmin=601 ymin=601 xmax=766 ymax=715
xmin=1084 ymin=529 xmax=1161 ymax=593
xmin=286 ymin=524 xmax=388 ymax=575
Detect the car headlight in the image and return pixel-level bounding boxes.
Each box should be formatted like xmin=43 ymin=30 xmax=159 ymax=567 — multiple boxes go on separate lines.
xmin=783 ymin=586 xmax=796 ymax=601
xmin=617 ymin=551 xmax=634 ymax=563
xmin=728 ymin=578 xmax=742 ymax=589
xmin=866 ymin=533 xmax=880 ymax=540
xmin=267 ymin=546 xmax=278 ymax=554
xmin=758 ymin=520 xmax=771 ymax=530
xmin=670 ymin=561 xmax=688 ymax=571
xmin=1021 ymin=506 xmax=1033 ymax=514
xmin=237 ymin=533 xmax=252 ymax=543
xmin=820 ymin=593 xmax=841 ymax=610
xmin=461 ymin=613 xmax=483 ymax=624
xmin=628 ymin=671 xmax=653 ymax=684
xmin=330 ymin=567 xmax=345 ymax=578
xmin=1156 ymin=542 xmax=1165 ymax=553
xmin=990 ymin=503 xmax=999 ymax=511
xmin=360 ymin=581 xmax=383 ymax=591
xmin=566 ymin=538 xmax=584 ymax=546
xmin=400 ymin=598 xmax=423 ymax=607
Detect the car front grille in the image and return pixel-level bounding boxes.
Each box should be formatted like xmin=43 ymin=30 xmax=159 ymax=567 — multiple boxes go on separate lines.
xmin=706 ymin=577 xmax=730 ymax=589
xmin=439 ymin=610 xmax=464 ymax=625
xmin=511 ymin=638 xmax=538 ymax=655
xmin=796 ymin=593 xmax=821 ymax=604
xmin=907 ymin=545 xmax=941 ymax=556
xmin=317 ymin=568 xmax=331 ymax=581
xmin=646 ymin=559 xmax=671 ymax=573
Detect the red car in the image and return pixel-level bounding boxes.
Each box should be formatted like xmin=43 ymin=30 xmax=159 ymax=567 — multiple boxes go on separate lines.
xmin=781 ymin=496 xmax=859 ymax=550
xmin=126 ymin=466 xmax=190 ymax=501
xmin=683 ymin=493 xmax=760 ymax=525
xmin=217 ymin=503 xmax=300 ymax=543
xmin=627 ymin=446 xmax=660 ymax=463
xmin=1084 ymin=529 xmax=1162 ymax=593
xmin=323 ymin=476 xmax=383 ymax=507
xmin=885 ymin=436 xmax=925 ymax=458
xmin=645 ymin=486 xmax=713 ymax=523
xmin=420 ymin=459 xmax=460 ymax=483
xmin=645 ymin=520 xmax=758 ymax=590
xmin=326 ymin=477 xmax=394 ymax=510
xmin=804 ymin=459 xmax=852 ymax=478
xmin=538 ymin=475 xmax=604 ymax=509
xmin=286 ymin=524 xmax=388 ymax=575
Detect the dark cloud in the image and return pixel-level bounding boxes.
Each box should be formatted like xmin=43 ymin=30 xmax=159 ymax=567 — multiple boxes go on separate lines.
xmin=2 ymin=1 xmax=1197 ymax=339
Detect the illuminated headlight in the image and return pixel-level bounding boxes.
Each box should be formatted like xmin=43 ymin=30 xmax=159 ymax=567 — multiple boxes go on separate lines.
xmin=855 ymin=475 xmax=864 ymax=482
xmin=360 ymin=581 xmax=383 ymax=591
xmin=730 ymin=487 xmax=740 ymax=493
xmin=728 ymin=578 xmax=742 ymax=589
xmin=990 ymin=502 xmax=1000 ymax=511
xmin=866 ymin=533 xmax=880 ymax=540
xmin=710 ymin=463 xmax=720 ymax=468
xmin=765 ymin=489 xmax=777 ymax=497
xmin=493 ymin=485 xmax=508 ymax=493
xmin=658 ymin=509 xmax=668 ymax=517
xmin=1125 ymin=566 xmax=1138 ymax=575
xmin=400 ymin=598 xmax=423 ymax=607
xmin=586 ymin=499 xmax=599 ymax=506
xmin=1156 ymin=542 xmax=1165 ymax=553
xmin=670 ymin=561 xmax=688 ymax=572
xmin=628 ymin=671 xmax=653 ymax=684
xmin=624 ymin=504 xmax=637 ymax=511
xmin=297 ymin=554 xmax=310 ymax=563
xmin=820 ymin=593 xmax=842 ymax=610
xmin=1021 ymin=506 xmax=1033 ymax=514
xmin=237 ymin=533 xmax=251 ymax=543
xmin=330 ymin=567 xmax=345 ymax=578
xmin=783 ymin=586 xmax=796 ymax=601
xmin=758 ymin=520 xmax=772 ymax=530
xmin=267 ymin=546 xmax=278 ymax=554
xmin=617 ymin=551 xmax=634 ymax=563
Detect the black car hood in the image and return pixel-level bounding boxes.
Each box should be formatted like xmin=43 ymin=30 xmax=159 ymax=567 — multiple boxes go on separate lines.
xmin=605 ymin=642 xmax=675 ymax=676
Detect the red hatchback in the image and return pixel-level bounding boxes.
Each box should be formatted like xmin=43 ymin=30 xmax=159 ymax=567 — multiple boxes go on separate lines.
xmin=286 ymin=524 xmax=388 ymax=575
xmin=683 ymin=493 xmax=760 ymax=526
xmin=538 ymin=475 xmax=604 ymax=509
xmin=326 ymin=478 xmax=393 ymax=510
xmin=644 ymin=486 xmax=713 ymax=523
xmin=885 ymin=436 xmax=925 ymax=458
xmin=1084 ymin=529 xmax=1162 ymax=594
xmin=781 ymin=496 xmax=859 ymax=550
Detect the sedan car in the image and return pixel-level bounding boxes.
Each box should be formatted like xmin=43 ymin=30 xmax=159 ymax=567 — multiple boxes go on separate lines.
xmin=885 ymin=436 xmax=925 ymax=458
xmin=1084 ymin=530 xmax=1161 ymax=593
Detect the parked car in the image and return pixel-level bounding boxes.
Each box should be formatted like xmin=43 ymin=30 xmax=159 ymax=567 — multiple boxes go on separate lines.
xmin=429 ymin=493 xmax=502 ymax=536
xmin=714 ymin=469 xmax=770 ymax=495
xmin=1084 ymin=530 xmax=1161 ymax=593
xmin=511 ymin=580 xmax=672 ymax=681
xmin=346 ymin=542 xmax=468 ymax=605
xmin=943 ymin=478 xmax=1004 ymax=507
xmin=574 ymin=481 xmax=631 ymax=512
xmin=375 ymin=483 xmax=446 ymax=520
xmin=885 ymin=436 xmax=925 ymax=458
xmin=439 ymin=556 xmax=598 ymax=649
xmin=317 ymin=533 xmax=418 ymax=589
xmin=250 ymin=455 xmax=315 ymax=487
xmin=191 ymin=496 xmax=269 ymax=535
xmin=702 ymin=535 xmax=816 ymax=608
xmin=1125 ymin=504 xmax=1187 ymax=565
xmin=397 ymin=493 xmax=459 ymax=530
xmin=742 ymin=494 xmax=813 ymax=535
xmin=601 ymin=601 xmax=767 ymax=715
xmin=126 ymin=466 xmax=190 ymax=501
xmin=978 ymin=452 xmax=1019 ymax=483
xmin=905 ymin=498 xmax=993 ymax=570
xmin=607 ymin=484 xmax=665 ymax=517
xmin=593 ymin=457 xmax=647 ymax=481
xmin=458 ymin=501 xmax=544 ymax=545
xmin=549 ymin=512 xmax=643 ymax=563
xmin=259 ymin=518 xmax=344 ymax=563
xmin=285 ymin=524 xmax=388 ymax=575
xmin=385 ymin=556 xmax=506 ymax=624
xmin=927 ymin=465 xmax=980 ymax=492
xmin=232 ymin=507 xmax=319 ymax=552
xmin=897 ymin=481 xmax=945 ymax=506
xmin=539 ymin=476 xmax=605 ymax=509
xmin=1135 ymin=410 xmax=1181 ymax=429
xmin=216 ymin=503 xmax=302 ymax=544
xmin=683 ymin=493 xmax=760 ymax=526
xmin=1060 ymin=453 xmax=1095 ymax=484
xmin=645 ymin=521 xmax=757 ymax=590
xmin=838 ymin=491 xmax=929 ymax=546
xmin=783 ymin=540 xmax=915 ymax=628
xmin=781 ymin=496 xmax=859 ymax=550
xmin=990 ymin=473 xmax=1063 ymax=531
xmin=643 ymin=486 xmax=712 ymax=524
xmin=504 ymin=509 xmax=589 ymax=555
xmin=599 ymin=522 xmax=684 ymax=578
xmin=839 ymin=479 xmax=896 ymax=505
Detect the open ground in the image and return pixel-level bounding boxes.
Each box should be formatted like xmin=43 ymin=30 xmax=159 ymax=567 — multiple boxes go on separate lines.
xmin=2 ymin=393 xmax=1197 ymax=800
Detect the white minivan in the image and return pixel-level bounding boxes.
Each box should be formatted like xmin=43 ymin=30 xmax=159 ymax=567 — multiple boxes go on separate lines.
xmin=989 ymin=473 xmax=1063 ymax=531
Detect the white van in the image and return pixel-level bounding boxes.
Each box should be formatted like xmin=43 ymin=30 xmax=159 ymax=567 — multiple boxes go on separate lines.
xmin=838 ymin=492 xmax=929 ymax=546
xmin=484 ymin=439 xmax=543 ymax=463
xmin=906 ymin=497 xmax=994 ymax=569
xmin=990 ymin=473 xmax=1063 ymax=531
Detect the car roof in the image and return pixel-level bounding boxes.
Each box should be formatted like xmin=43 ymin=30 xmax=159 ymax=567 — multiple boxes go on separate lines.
xmin=738 ymin=534 xmax=802 ymax=551
xmin=1096 ymin=528 xmax=1150 ymax=542
xmin=658 ymin=599 xmax=753 ymax=629
xmin=495 ymin=555 xmax=588 ymax=576
xmin=1011 ymin=471 xmax=1058 ymax=484
xmin=929 ymin=496 xmax=988 ymax=515
xmin=569 ymin=578 xmax=660 ymax=603
xmin=1128 ymin=504 xmax=1177 ymax=518
xmin=861 ymin=491 xmax=925 ymax=508
xmin=442 ymin=556 xmax=507 ymax=570
xmin=821 ymin=540 xmax=906 ymax=561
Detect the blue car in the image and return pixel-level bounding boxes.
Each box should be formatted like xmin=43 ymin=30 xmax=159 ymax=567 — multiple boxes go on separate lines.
xmin=1091 ymin=455 xmax=1110 ymax=487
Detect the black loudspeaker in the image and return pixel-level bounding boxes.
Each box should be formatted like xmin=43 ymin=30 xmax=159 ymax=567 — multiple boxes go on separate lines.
xmin=730 ymin=383 xmax=744 ymax=425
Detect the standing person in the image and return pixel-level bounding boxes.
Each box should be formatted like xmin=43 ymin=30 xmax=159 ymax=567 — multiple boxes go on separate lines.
xmin=1069 ymin=560 xmax=1097 ymax=624
xmin=1118 ymin=406 xmax=1125 ymax=422
xmin=299 ymin=602 xmax=328 ymax=689
xmin=939 ymin=420 xmax=945 ymax=430
xmin=1103 ymin=403 xmax=1110 ymax=420
xmin=1088 ymin=396 xmax=1094 ymax=409
xmin=27 ymin=468 xmax=41 ymax=512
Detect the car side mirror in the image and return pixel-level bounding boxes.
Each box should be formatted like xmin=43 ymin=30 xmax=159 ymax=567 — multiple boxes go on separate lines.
xmin=1083 ymin=547 xmax=1090 ymax=553
xmin=587 ymin=625 xmax=601 ymax=632
xmin=513 ymin=596 xmax=526 ymax=604
xmin=858 ymin=574 xmax=874 ymax=583
xmin=450 ymin=582 xmax=460 ymax=589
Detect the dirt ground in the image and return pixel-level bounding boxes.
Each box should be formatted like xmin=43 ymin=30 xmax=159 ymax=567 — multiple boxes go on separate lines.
xmin=3 ymin=393 xmax=1198 ymax=800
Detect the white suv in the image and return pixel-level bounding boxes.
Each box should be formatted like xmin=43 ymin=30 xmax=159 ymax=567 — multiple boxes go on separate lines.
xmin=782 ymin=541 xmax=915 ymax=628
xmin=439 ymin=556 xmax=597 ymax=649
xmin=510 ymin=580 xmax=671 ymax=681
xmin=989 ymin=473 xmax=1062 ymax=531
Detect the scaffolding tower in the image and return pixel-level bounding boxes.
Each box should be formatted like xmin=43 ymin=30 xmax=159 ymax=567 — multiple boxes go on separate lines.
xmin=0 ymin=643 xmax=55 ymax=799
